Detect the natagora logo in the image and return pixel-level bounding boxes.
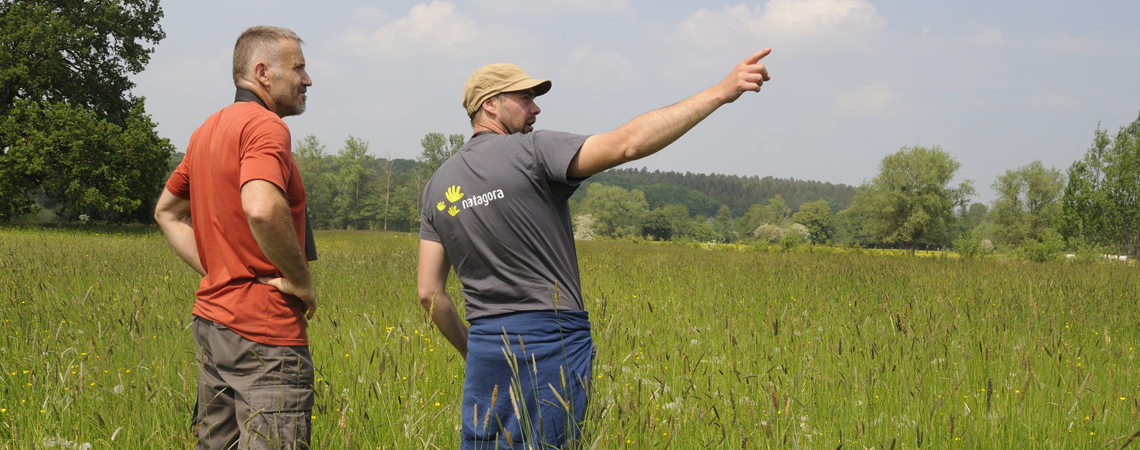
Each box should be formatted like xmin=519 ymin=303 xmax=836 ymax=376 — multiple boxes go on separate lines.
xmin=436 ymin=185 xmax=506 ymax=217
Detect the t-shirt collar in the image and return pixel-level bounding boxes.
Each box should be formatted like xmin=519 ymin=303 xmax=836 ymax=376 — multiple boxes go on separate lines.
xmin=235 ymin=87 xmax=268 ymax=110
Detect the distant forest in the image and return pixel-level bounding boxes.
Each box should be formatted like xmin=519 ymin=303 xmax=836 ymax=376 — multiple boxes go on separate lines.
xmin=574 ymin=167 xmax=855 ymax=217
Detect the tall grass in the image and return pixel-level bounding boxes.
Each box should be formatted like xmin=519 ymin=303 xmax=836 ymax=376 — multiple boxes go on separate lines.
xmin=0 ymin=227 xmax=1136 ymax=448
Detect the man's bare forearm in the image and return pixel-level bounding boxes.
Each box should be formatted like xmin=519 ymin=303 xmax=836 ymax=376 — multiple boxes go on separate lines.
xmin=246 ymin=201 xmax=311 ymax=284
xmin=418 ymin=239 xmax=468 ymax=359
xmin=596 ymin=88 xmax=724 ymax=164
xmin=242 ymin=180 xmax=315 ymax=309
xmin=154 ymin=189 xmax=205 ymax=276
xmin=425 ymin=289 xmax=469 ymax=359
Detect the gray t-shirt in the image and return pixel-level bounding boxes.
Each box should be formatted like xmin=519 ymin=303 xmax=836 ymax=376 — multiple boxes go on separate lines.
xmin=420 ymin=130 xmax=590 ymax=320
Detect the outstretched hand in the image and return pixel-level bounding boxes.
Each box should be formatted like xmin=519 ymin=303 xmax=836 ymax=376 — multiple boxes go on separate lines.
xmin=259 ymin=276 xmax=318 ymax=320
xmin=718 ymin=48 xmax=772 ymax=103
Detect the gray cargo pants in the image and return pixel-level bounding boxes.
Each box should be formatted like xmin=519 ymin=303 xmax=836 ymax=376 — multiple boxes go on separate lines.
xmin=192 ymin=316 xmax=314 ymax=450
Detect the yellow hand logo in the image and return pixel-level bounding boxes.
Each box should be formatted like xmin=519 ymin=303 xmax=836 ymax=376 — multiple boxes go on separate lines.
xmin=436 ymin=201 xmax=446 ymax=211
xmin=448 ymin=205 xmax=460 ymax=216
xmin=445 ymin=185 xmax=464 ymax=203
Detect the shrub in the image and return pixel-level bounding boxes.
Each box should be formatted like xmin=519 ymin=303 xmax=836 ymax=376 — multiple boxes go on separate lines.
xmin=573 ymin=214 xmax=597 ymax=241
xmin=780 ymin=228 xmax=805 ymax=251
xmin=753 ymin=223 xmax=781 ymax=243
xmin=954 ymin=235 xmax=985 ymax=259
xmin=1018 ymin=229 xmax=1065 ymax=262
xmin=1068 ymin=236 xmax=1108 ymax=264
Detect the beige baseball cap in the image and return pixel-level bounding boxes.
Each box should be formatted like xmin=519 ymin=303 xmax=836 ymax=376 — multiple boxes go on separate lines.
xmin=462 ymin=63 xmax=552 ymax=118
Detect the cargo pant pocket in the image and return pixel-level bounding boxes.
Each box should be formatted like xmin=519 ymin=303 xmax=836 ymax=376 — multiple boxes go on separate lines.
xmin=244 ymin=386 xmax=313 ymax=450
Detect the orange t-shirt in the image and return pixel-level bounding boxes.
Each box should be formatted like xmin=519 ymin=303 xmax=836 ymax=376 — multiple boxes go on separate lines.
xmin=166 ymin=101 xmax=309 ymax=346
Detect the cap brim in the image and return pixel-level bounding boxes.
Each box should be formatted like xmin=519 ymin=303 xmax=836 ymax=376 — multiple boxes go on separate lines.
xmin=503 ymin=78 xmax=552 ymax=97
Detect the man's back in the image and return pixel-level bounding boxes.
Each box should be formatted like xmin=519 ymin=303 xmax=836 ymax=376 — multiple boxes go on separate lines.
xmin=166 ymin=101 xmax=309 ymax=346
xmin=420 ymin=130 xmax=589 ymax=319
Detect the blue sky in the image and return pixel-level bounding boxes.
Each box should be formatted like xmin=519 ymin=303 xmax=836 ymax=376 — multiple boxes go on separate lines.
xmin=133 ymin=0 xmax=1140 ymax=203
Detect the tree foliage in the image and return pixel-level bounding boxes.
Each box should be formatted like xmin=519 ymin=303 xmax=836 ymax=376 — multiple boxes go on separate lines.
xmin=990 ymin=160 xmax=1065 ymax=247
xmin=1061 ymin=114 xmax=1140 ymax=256
xmin=579 ymin=183 xmax=648 ymax=238
xmin=284 ymin=134 xmax=423 ymax=231
xmin=640 ymin=209 xmax=672 ymax=241
xmin=0 ymin=0 xmax=171 ymax=222
xmin=660 ymin=204 xmax=692 ymax=238
xmin=852 ymin=145 xmax=975 ymax=255
xmin=417 ymin=132 xmax=465 ymax=177
xmin=791 ymin=200 xmax=833 ymax=244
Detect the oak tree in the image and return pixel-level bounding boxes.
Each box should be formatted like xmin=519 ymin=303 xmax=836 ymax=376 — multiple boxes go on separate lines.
xmin=0 ymin=0 xmax=172 ymax=221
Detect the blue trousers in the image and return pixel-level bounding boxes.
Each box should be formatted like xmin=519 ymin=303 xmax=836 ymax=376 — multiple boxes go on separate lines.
xmin=461 ymin=311 xmax=593 ymax=450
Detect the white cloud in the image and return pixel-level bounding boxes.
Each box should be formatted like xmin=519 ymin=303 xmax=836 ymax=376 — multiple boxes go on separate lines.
xmin=673 ymin=0 xmax=885 ymax=50
xmin=473 ymin=0 xmax=633 ymax=15
xmin=559 ymin=45 xmax=640 ymax=87
xmin=330 ymin=2 xmax=483 ymax=58
xmin=832 ymin=83 xmax=904 ymax=115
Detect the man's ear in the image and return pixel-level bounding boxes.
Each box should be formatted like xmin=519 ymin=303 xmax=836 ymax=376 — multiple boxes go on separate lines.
xmin=481 ymin=96 xmax=498 ymax=117
xmin=253 ymin=60 xmax=272 ymax=88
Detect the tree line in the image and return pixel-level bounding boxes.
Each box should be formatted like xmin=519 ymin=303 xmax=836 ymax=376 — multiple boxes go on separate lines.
xmin=567 ymin=115 xmax=1138 ymax=261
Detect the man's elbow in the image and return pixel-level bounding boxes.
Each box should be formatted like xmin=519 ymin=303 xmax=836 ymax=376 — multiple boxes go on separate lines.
xmin=154 ymin=204 xmax=181 ymax=227
xmin=243 ymin=201 xmax=280 ymax=227
xmin=416 ymin=285 xmax=441 ymax=309
xmin=417 ymin=283 xmax=446 ymax=312
xmin=619 ymin=143 xmax=642 ymax=164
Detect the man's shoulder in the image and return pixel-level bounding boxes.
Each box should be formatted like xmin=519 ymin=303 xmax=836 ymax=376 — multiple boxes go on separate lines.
xmin=226 ymin=102 xmax=286 ymax=126
xmin=470 ymin=130 xmax=586 ymax=150
xmin=193 ymin=102 xmax=284 ymax=131
xmin=195 ymin=102 xmax=285 ymax=134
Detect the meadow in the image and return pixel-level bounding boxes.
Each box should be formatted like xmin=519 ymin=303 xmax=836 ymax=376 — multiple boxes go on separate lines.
xmin=1 ymin=226 xmax=1138 ymax=449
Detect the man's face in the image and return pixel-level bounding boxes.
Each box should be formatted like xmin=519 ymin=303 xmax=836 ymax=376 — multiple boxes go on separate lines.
xmin=497 ymin=89 xmax=541 ymax=134
xmin=269 ymin=39 xmax=311 ymax=117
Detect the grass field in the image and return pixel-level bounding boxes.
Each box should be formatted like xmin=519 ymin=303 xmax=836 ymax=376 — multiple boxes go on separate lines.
xmin=1 ymin=226 xmax=1138 ymax=449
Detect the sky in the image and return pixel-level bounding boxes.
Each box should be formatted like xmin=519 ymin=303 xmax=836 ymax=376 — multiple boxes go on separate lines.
xmin=132 ymin=0 xmax=1140 ymax=204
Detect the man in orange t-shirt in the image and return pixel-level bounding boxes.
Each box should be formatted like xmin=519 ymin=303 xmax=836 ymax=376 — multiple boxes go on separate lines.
xmin=155 ymin=26 xmax=315 ymax=449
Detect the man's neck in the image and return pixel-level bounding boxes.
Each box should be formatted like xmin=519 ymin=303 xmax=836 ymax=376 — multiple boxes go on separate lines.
xmin=472 ymin=119 xmax=509 ymax=136
xmin=472 ymin=124 xmax=504 ymax=135
xmin=234 ymin=82 xmax=277 ymax=116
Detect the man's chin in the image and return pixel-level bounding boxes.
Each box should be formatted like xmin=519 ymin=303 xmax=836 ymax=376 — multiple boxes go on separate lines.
xmin=289 ymin=101 xmax=307 ymax=117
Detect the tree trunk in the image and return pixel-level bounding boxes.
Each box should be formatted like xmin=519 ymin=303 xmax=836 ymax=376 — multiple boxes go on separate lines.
xmin=382 ymin=158 xmax=392 ymax=231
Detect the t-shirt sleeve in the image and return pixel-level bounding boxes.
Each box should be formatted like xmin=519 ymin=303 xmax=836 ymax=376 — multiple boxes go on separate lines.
xmin=533 ymin=131 xmax=591 ymax=186
xmin=165 ymin=157 xmax=191 ymax=199
xmin=419 ymin=184 xmax=441 ymax=242
xmin=239 ymin=118 xmax=293 ymax=192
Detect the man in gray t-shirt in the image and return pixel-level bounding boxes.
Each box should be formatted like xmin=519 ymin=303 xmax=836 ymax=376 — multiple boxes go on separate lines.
xmin=418 ymin=50 xmax=771 ymax=449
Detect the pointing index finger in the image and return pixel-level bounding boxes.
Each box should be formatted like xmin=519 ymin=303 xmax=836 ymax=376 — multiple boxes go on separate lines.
xmin=745 ymin=47 xmax=772 ymax=65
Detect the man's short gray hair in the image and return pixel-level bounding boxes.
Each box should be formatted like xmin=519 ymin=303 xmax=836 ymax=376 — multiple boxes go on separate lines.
xmin=232 ymin=26 xmax=304 ymax=84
